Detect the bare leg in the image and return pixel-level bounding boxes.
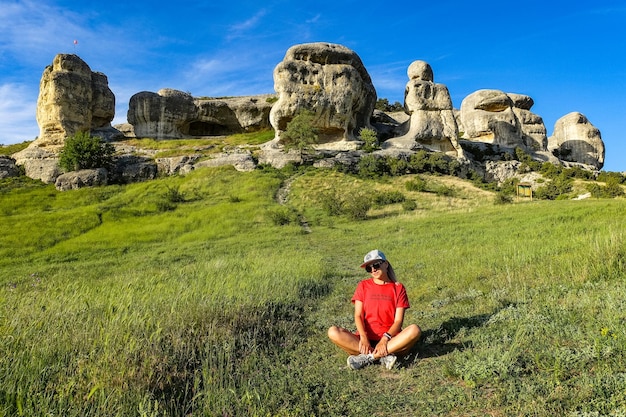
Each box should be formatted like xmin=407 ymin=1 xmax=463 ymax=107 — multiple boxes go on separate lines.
xmin=327 ymin=326 xmax=361 ymax=355
xmin=382 ymin=324 xmax=421 ymax=358
xmin=329 ymin=324 xmax=421 ymax=358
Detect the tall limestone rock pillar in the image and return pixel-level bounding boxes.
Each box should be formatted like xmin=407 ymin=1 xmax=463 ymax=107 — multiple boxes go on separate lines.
xmin=36 ymin=54 xmax=115 ymax=146
xmin=384 ymin=60 xmax=462 ymax=157
xmin=13 ymin=54 xmax=115 ymax=183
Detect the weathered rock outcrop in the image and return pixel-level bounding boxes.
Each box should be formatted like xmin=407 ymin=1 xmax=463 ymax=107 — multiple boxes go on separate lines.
xmin=268 ymin=42 xmax=377 ymax=149
xmin=12 ymin=146 xmax=61 ymax=183
xmin=127 ymin=90 xmax=273 ymax=139
xmin=383 ymin=60 xmax=462 ymax=157
xmin=127 ymin=89 xmax=196 ymax=139
xmin=195 ymin=149 xmax=256 ymax=172
xmin=55 ymin=168 xmax=108 ymax=191
xmin=13 ymin=54 xmax=116 ymax=183
xmin=459 ymin=89 xmax=549 ymax=153
xmin=0 ymin=156 xmax=19 ymax=178
xmin=36 ymin=54 xmax=115 ymax=146
xmin=548 ymin=112 xmax=604 ymax=169
xmin=508 ymin=93 xmax=547 ymax=151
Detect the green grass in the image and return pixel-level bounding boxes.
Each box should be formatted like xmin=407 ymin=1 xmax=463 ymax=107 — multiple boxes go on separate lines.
xmin=1 ymin=165 xmax=625 ymax=416
xmin=121 ymin=130 xmax=275 ymax=158
xmin=0 ymin=141 xmax=31 ymax=155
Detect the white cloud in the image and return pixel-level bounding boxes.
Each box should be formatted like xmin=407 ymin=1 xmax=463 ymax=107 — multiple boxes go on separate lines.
xmin=227 ymin=9 xmax=267 ymax=40
xmin=0 ymin=0 xmax=87 ymax=63
xmin=0 ymin=83 xmax=39 ymax=144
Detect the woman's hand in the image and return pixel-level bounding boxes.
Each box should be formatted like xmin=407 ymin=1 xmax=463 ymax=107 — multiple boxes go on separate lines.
xmin=359 ymin=336 xmax=373 ymax=354
xmin=374 ymin=338 xmax=389 ymax=357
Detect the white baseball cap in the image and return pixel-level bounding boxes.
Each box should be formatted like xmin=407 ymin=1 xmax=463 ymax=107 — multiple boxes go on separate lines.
xmin=360 ymin=249 xmax=387 ymax=268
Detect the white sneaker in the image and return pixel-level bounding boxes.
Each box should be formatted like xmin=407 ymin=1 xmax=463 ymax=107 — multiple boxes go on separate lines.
xmin=380 ymin=354 xmax=397 ymax=370
xmin=347 ymin=353 xmax=375 ymax=370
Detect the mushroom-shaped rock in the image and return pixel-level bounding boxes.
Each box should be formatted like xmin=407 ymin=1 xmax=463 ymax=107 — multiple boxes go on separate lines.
xmin=269 ymin=42 xmax=377 ymax=148
xmin=459 ymin=89 xmax=521 ymax=147
xmin=548 ymin=112 xmax=604 ymax=169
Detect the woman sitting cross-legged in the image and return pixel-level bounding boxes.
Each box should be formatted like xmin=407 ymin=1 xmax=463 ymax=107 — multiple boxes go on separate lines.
xmin=328 ymin=249 xmax=421 ymax=370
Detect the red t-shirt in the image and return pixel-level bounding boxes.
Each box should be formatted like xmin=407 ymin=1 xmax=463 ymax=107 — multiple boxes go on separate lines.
xmin=351 ymin=279 xmax=410 ymax=340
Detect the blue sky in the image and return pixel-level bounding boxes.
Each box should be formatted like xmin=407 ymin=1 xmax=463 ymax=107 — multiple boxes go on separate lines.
xmin=1 ymin=0 xmax=625 ymax=171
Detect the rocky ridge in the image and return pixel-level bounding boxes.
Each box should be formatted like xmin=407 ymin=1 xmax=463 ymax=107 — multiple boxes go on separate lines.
xmin=7 ymin=43 xmax=606 ymax=190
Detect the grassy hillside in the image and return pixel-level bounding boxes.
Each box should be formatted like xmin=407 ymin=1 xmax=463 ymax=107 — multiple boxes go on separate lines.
xmin=1 ymin=162 xmax=625 ymax=416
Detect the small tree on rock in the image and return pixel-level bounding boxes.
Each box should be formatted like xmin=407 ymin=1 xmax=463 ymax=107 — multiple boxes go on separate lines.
xmin=279 ymin=109 xmax=319 ymax=158
xmin=59 ymin=131 xmax=115 ymax=172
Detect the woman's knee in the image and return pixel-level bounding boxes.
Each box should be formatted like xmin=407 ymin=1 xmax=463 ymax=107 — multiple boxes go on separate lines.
xmin=327 ymin=325 xmax=340 ymax=341
xmin=406 ymin=324 xmax=422 ymax=341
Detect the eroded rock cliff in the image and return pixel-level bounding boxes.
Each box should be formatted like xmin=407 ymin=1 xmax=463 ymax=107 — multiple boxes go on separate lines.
xmin=268 ymin=42 xmax=377 ymax=149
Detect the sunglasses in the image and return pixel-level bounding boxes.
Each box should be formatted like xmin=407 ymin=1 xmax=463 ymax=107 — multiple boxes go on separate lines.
xmin=365 ymin=261 xmax=385 ymax=273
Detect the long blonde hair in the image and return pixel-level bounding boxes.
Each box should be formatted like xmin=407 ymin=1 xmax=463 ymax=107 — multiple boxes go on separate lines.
xmin=386 ymin=262 xmax=397 ymax=283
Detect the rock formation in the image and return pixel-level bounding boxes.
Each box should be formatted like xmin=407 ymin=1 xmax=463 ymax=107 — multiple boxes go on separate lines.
xmin=268 ymin=42 xmax=377 ymax=149
xmin=0 ymin=156 xmax=19 ymax=178
xmin=128 ymin=89 xmax=197 ymax=139
xmin=11 ymin=47 xmax=609 ymax=187
xmin=458 ymin=89 xmax=552 ymax=159
xmin=383 ymin=60 xmax=462 ymax=157
xmin=460 ymin=90 xmax=523 ymax=148
xmin=35 ymin=54 xmax=115 ymax=146
xmin=13 ymin=54 xmax=116 ymax=183
xmin=55 ymin=168 xmax=108 ymax=191
xmin=548 ymin=112 xmax=604 ymax=169
xmin=127 ymin=90 xmax=273 ymax=139
xmin=508 ymin=93 xmax=547 ymax=151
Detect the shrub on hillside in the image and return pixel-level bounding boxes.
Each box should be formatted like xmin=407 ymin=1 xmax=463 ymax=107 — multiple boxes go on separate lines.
xmin=359 ymin=128 xmax=380 ymax=152
xmin=494 ymin=192 xmax=513 ymax=205
xmin=408 ymin=150 xmax=458 ymax=175
xmin=402 ymin=199 xmax=417 ymax=211
xmin=279 ymin=110 xmax=318 ymax=157
xmin=319 ymin=189 xmax=372 ymax=220
xmin=343 ymin=192 xmax=372 ymax=220
xmin=535 ymin=177 xmax=573 ymax=200
xmin=597 ymin=171 xmax=626 ymax=184
xmin=405 ymin=177 xmax=427 ymax=192
xmin=586 ymin=182 xmax=625 ymax=198
xmin=357 ymin=155 xmax=390 ymax=178
xmin=373 ymin=190 xmax=406 ymax=206
xmin=59 ymin=131 xmax=115 ymax=172
xmin=268 ymin=206 xmax=298 ymax=225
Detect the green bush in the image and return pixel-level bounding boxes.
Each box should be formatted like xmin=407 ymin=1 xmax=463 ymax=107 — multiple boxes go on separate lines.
xmin=268 ymin=206 xmax=298 ymax=225
xmin=318 ymin=189 xmax=372 ymax=220
xmin=358 ymin=128 xmax=379 ymax=152
xmin=494 ymin=192 xmax=513 ymax=205
xmin=535 ymin=177 xmax=573 ymax=200
xmin=408 ymin=150 xmax=457 ymax=175
xmin=279 ymin=110 xmax=318 ymax=156
xmin=375 ymin=98 xmax=404 ymax=112
xmin=387 ymin=157 xmax=411 ymax=176
xmin=597 ymin=171 xmax=626 ymax=184
xmin=586 ymin=182 xmax=625 ymax=198
xmin=405 ymin=177 xmax=427 ymax=192
xmin=402 ymin=199 xmax=417 ymax=211
xmin=343 ymin=192 xmax=371 ymax=220
xmin=373 ymin=190 xmax=406 ymax=206
xmin=357 ymin=155 xmax=390 ymax=178
xmin=319 ymin=190 xmax=344 ymax=216
xmin=59 ymin=131 xmax=115 ymax=172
